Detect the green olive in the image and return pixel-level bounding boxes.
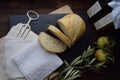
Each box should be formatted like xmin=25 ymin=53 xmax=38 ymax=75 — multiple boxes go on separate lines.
xmin=97 ymin=36 xmax=109 ymax=49
xmin=95 ymin=49 xmax=107 ymax=62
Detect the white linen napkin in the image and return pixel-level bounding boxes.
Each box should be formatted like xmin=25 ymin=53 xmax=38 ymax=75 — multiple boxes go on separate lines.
xmin=3 ymin=23 xmax=38 ymax=79
xmin=108 ymin=0 xmax=120 ymax=29
xmin=13 ymin=39 xmax=63 ymax=80
xmin=3 ymin=38 xmax=33 ymax=79
xmin=2 ymin=23 xmax=63 ymax=80
xmin=0 ymin=38 xmax=7 ymax=80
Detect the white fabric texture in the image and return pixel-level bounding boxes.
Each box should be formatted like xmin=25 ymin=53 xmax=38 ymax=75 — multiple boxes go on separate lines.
xmin=0 ymin=38 xmax=7 ymax=80
xmin=1 ymin=23 xmax=63 ymax=80
xmin=108 ymin=0 xmax=120 ymax=29
xmin=4 ymin=38 xmax=32 ymax=79
xmin=13 ymin=39 xmax=63 ymax=80
xmin=6 ymin=23 xmax=38 ymax=40
xmin=3 ymin=23 xmax=38 ymax=79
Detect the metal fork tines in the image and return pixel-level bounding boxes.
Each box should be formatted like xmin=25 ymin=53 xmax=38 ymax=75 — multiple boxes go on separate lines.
xmin=17 ymin=24 xmax=31 ymax=39
xmin=16 ymin=10 xmax=39 ymax=39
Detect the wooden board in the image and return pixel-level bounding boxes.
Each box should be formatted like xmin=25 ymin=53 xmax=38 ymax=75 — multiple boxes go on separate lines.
xmin=50 ymin=5 xmax=73 ymax=14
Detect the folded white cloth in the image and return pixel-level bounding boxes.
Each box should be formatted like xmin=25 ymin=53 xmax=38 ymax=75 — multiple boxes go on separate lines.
xmin=0 ymin=23 xmax=37 ymax=80
xmin=3 ymin=38 xmax=33 ymax=79
xmin=1 ymin=23 xmax=63 ymax=80
xmin=0 ymin=38 xmax=7 ymax=80
xmin=13 ymin=39 xmax=63 ymax=80
xmin=3 ymin=23 xmax=38 ymax=79
xmin=108 ymin=0 xmax=120 ymax=29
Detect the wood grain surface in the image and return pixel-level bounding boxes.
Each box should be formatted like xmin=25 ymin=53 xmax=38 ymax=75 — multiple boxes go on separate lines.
xmin=0 ymin=0 xmax=120 ymax=80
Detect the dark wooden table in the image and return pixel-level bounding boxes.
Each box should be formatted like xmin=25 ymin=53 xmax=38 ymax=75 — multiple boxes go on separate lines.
xmin=0 ymin=0 xmax=120 ymax=80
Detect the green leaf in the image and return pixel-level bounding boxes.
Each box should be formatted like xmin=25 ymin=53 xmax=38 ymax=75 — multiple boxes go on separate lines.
xmin=64 ymin=60 xmax=70 ymax=67
xmin=81 ymin=51 xmax=87 ymax=58
xmin=64 ymin=68 xmax=74 ymax=79
xmin=70 ymin=56 xmax=81 ymax=65
xmin=71 ymin=70 xmax=80 ymax=76
xmin=95 ymin=62 xmax=105 ymax=67
xmin=89 ymin=58 xmax=96 ymax=64
xmin=61 ymin=67 xmax=71 ymax=73
xmin=69 ymin=70 xmax=78 ymax=77
xmin=73 ymin=60 xmax=83 ymax=65
xmin=85 ymin=48 xmax=95 ymax=57
xmin=81 ymin=46 xmax=95 ymax=59
xmin=95 ymin=62 xmax=105 ymax=69
xmin=58 ymin=67 xmax=71 ymax=79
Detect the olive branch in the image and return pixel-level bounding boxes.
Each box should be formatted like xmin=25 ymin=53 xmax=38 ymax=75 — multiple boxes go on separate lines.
xmin=45 ymin=36 xmax=115 ymax=80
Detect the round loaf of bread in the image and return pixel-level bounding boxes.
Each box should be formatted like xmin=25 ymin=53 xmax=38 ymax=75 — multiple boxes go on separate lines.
xmin=57 ymin=13 xmax=86 ymax=44
xmin=38 ymin=32 xmax=67 ymax=53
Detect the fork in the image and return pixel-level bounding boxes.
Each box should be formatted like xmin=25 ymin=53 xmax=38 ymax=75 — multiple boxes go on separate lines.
xmin=17 ymin=10 xmax=39 ymax=39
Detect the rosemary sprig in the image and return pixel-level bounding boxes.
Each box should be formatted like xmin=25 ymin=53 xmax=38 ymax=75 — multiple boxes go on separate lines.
xmin=46 ymin=36 xmax=115 ymax=80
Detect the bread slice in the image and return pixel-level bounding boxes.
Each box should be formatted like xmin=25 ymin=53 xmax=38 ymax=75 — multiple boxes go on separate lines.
xmin=57 ymin=13 xmax=86 ymax=44
xmin=48 ymin=25 xmax=72 ymax=48
xmin=38 ymin=32 xmax=67 ymax=53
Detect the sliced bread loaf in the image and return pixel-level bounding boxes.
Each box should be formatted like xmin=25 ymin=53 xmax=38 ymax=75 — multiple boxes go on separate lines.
xmin=38 ymin=32 xmax=67 ymax=53
xmin=57 ymin=13 xmax=86 ymax=44
xmin=48 ymin=25 xmax=72 ymax=48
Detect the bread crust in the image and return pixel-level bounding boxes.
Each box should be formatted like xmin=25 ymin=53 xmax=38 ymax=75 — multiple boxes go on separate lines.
xmin=48 ymin=25 xmax=72 ymax=48
xmin=57 ymin=13 xmax=86 ymax=44
xmin=73 ymin=16 xmax=86 ymax=44
xmin=38 ymin=32 xmax=67 ymax=53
